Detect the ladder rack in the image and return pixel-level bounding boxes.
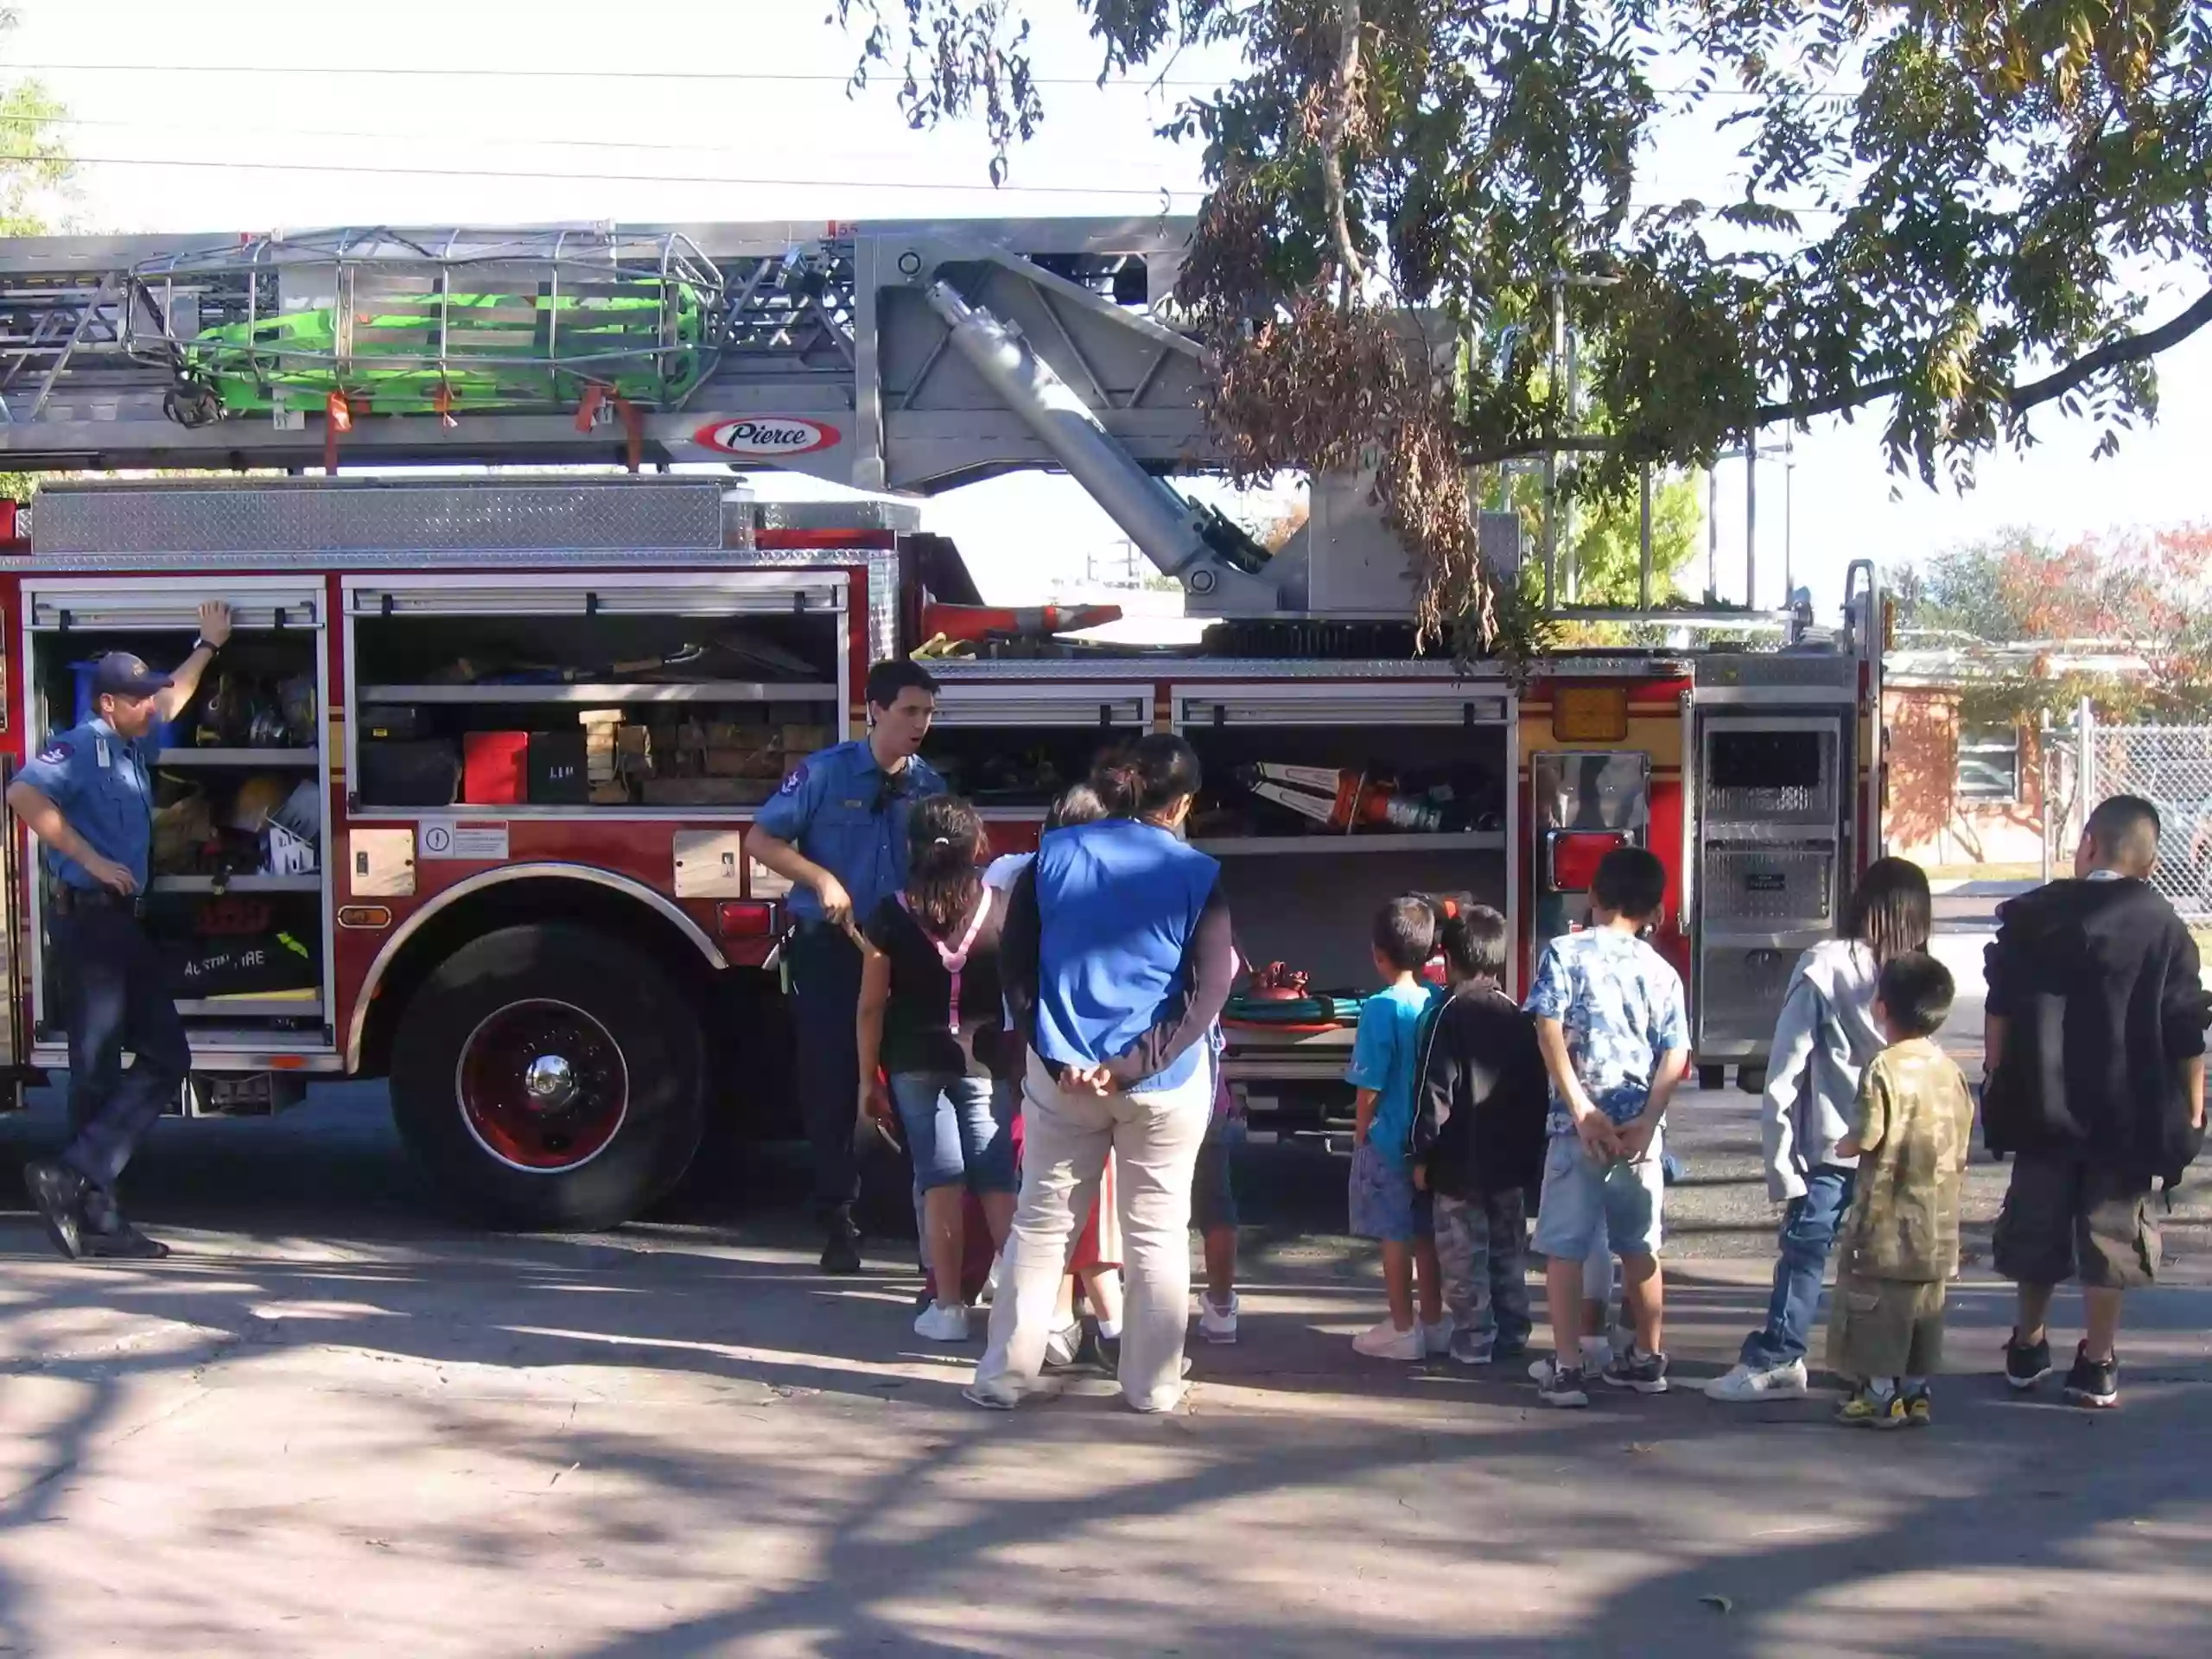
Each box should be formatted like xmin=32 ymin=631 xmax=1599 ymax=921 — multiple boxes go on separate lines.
xmin=0 ymin=217 xmax=1217 ymax=490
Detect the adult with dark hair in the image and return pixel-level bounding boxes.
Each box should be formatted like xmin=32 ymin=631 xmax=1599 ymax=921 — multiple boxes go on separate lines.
xmin=749 ymin=658 xmax=945 ymax=1274
xmin=1986 ymin=793 xmax=2208 ymax=1408
xmin=1708 ymin=855 xmax=1935 ymax=1402
xmin=969 ymin=734 xmax=1235 ymax=1413
xmin=855 ymin=795 xmax=1014 ymax=1343
xmin=16 ymin=607 xmax=235 ymax=1260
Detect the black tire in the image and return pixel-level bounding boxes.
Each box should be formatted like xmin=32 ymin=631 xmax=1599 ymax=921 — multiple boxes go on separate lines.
xmin=1697 ymin=1064 xmax=1726 ymax=1093
xmin=390 ymin=924 xmax=706 ymax=1230
xmin=1736 ymin=1065 xmax=1767 ymax=1095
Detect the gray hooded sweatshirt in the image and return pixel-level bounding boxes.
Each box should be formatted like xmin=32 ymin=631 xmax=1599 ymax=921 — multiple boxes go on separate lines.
xmin=1759 ymin=938 xmax=1884 ymax=1201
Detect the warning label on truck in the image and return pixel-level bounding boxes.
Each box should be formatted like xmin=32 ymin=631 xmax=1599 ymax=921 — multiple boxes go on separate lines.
xmin=421 ymin=819 xmax=510 ymax=861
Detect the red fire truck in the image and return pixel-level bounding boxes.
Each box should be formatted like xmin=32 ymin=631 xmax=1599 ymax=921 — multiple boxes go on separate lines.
xmin=0 ymin=219 xmax=1885 ymax=1229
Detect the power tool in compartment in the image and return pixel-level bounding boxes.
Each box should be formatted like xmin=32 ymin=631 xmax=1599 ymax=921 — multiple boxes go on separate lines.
xmin=1232 ymin=763 xmax=1447 ymax=835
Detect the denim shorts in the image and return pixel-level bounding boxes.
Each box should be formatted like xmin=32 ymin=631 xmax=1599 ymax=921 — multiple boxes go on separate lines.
xmin=889 ymin=1072 xmax=1016 ymax=1193
xmin=1193 ymin=1121 xmax=1243 ymax=1235
xmin=1529 ymin=1129 xmax=1665 ymax=1261
xmin=1350 ymin=1140 xmax=1433 ymax=1243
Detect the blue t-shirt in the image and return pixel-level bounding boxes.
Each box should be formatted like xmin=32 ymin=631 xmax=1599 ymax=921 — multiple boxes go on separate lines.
xmin=1033 ymin=818 xmax=1220 ymax=1093
xmin=1346 ymin=979 xmax=1441 ymax=1166
xmin=16 ymin=717 xmax=159 ymax=890
xmin=752 ymin=740 xmax=946 ymax=925
xmin=1524 ymin=928 xmax=1688 ymax=1135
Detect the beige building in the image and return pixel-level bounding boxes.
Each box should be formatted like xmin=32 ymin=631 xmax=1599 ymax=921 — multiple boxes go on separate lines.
xmin=1882 ymin=642 xmax=2147 ymax=873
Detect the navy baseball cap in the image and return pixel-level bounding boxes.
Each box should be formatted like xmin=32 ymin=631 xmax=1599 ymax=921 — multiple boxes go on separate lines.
xmin=91 ymin=652 xmax=174 ymax=700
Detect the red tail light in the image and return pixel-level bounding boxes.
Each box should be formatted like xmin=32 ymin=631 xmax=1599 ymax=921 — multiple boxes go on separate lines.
xmin=1547 ymin=830 xmax=1631 ymax=893
xmin=716 ymin=901 xmax=774 ymax=939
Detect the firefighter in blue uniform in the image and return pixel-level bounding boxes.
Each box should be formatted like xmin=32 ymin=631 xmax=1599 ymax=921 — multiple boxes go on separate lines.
xmin=747 ymin=658 xmax=945 ymax=1273
xmin=10 ymin=603 xmax=233 ymax=1259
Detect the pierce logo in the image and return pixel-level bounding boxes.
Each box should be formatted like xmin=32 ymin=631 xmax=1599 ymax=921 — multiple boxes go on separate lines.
xmin=694 ymin=417 xmax=841 ymax=457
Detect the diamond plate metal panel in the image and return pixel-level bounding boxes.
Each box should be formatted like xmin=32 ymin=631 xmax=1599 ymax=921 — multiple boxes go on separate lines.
xmin=33 ymin=477 xmax=725 ymax=556
xmin=752 ymin=499 xmax=923 ymax=533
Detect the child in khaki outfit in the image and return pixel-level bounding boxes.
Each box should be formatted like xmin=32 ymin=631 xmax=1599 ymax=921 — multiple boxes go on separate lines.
xmin=1827 ymin=950 xmax=1978 ymax=1428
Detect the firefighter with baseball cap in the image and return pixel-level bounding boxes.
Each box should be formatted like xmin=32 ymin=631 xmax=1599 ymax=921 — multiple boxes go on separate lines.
xmin=8 ymin=601 xmax=233 ymax=1259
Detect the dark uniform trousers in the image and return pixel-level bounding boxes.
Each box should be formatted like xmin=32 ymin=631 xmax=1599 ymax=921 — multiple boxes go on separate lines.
xmin=52 ymin=892 xmax=192 ymax=1195
xmin=788 ymin=922 xmax=865 ymax=1225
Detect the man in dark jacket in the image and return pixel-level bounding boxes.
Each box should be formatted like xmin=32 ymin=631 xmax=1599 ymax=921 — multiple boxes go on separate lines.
xmin=1984 ymin=795 xmax=2209 ymax=1408
xmin=1410 ymin=906 xmax=1550 ymax=1365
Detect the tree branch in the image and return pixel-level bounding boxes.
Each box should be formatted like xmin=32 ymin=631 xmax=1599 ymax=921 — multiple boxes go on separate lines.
xmin=1318 ymin=0 xmax=1363 ymax=303
xmin=1751 ymin=288 xmax=2212 ymax=430
xmin=2006 ymin=288 xmax=2212 ymax=412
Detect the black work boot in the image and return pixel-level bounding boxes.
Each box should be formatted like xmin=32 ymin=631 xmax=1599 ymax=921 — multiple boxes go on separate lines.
xmin=80 ymin=1209 xmax=171 ymax=1261
xmin=23 ymin=1160 xmax=88 ymax=1262
xmin=818 ymin=1209 xmax=864 ymax=1275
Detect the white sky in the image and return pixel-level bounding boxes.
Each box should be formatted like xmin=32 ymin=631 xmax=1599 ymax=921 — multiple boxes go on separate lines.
xmin=7 ymin=0 xmax=2208 ymax=615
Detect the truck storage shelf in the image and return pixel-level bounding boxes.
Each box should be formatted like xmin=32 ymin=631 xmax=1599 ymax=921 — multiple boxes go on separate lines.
xmin=356 ymin=682 xmax=840 ymax=704
xmin=175 ymin=996 xmax=326 ymax=1019
xmin=150 ymin=874 xmax=323 ymax=893
xmin=1191 ymin=831 xmax=1506 ymax=856
xmin=1699 ymin=823 xmax=1840 ymax=843
xmin=156 ymin=747 xmax=321 ymax=767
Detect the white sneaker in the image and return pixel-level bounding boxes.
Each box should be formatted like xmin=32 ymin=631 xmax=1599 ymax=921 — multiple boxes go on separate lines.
xmin=1352 ymin=1318 xmax=1425 ymax=1361
xmin=1043 ymin=1321 xmax=1085 ymax=1369
xmin=1197 ymin=1292 xmax=1241 ymax=1344
xmin=913 ymin=1301 xmax=972 ymax=1343
xmin=1424 ymin=1315 xmax=1457 ymax=1356
xmin=1704 ymin=1358 xmax=1810 ymax=1402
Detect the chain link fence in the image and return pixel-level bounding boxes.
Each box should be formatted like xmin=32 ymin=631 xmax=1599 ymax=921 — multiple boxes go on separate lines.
xmin=2044 ymin=708 xmax=2212 ymax=920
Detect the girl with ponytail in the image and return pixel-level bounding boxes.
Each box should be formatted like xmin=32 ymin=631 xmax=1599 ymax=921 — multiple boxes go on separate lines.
xmin=855 ymin=795 xmax=1015 ymax=1344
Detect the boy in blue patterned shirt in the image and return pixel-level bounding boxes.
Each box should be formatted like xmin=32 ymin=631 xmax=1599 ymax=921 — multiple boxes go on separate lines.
xmin=1525 ymin=848 xmax=1691 ymax=1408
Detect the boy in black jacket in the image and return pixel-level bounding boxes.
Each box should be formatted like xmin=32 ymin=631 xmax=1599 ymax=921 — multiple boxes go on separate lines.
xmin=1985 ymin=795 xmax=2209 ymax=1409
xmin=1411 ymin=906 xmax=1551 ymax=1364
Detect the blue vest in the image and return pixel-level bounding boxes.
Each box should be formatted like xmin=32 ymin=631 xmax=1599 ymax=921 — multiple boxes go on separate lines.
xmin=1033 ymin=818 xmax=1219 ymax=1091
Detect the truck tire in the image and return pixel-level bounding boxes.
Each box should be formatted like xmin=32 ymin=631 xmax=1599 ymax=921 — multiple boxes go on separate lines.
xmin=390 ymin=924 xmax=706 ymax=1230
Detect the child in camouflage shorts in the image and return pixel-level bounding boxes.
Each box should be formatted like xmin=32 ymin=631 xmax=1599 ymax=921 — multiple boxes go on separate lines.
xmin=1827 ymin=951 xmax=1978 ymax=1428
xmin=1411 ymin=906 xmax=1549 ymax=1364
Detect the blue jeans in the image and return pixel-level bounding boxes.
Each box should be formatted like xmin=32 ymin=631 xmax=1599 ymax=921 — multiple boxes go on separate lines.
xmin=889 ymin=1072 xmax=1015 ymax=1193
xmin=53 ymin=902 xmax=192 ymax=1195
xmin=1739 ymin=1164 xmax=1858 ymax=1370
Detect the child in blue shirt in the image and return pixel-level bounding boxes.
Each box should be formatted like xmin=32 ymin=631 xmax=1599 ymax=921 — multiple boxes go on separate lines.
xmin=1346 ymin=895 xmax=1447 ymax=1360
xmin=1525 ymin=847 xmax=1691 ymax=1408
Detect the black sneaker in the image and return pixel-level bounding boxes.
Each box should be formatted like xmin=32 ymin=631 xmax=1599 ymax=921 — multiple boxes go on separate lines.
xmin=1601 ymin=1346 xmax=1671 ymax=1395
xmin=2063 ymin=1343 xmax=2120 ymax=1409
xmin=1537 ymin=1361 xmax=1590 ymax=1408
xmin=81 ymin=1219 xmax=170 ymax=1261
xmin=2003 ymin=1331 xmax=2053 ymax=1391
xmin=23 ymin=1161 xmax=86 ymax=1262
xmin=818 ymin=1226 xmax=864 ymax=1275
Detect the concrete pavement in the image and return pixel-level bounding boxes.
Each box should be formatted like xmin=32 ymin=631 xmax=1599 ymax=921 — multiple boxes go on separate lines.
xmin=2 ymin=1084 xmax=2209 ymax=1657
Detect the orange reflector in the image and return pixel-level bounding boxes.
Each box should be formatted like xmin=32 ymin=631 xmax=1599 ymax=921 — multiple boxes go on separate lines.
xmin=267 ymin=1055 xmax=309 ymax=1071
xmin=1553 ymin=684 xmax=1630 ymax=742
xmin=337 ymin=905 xmax=393 ymax=930
xmin=716 ymin=901 xmax=774 ymax=938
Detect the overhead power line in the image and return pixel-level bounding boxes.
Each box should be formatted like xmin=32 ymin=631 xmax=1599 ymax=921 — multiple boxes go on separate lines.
xmin=6 ymin=149 xmax=1193 ymax=198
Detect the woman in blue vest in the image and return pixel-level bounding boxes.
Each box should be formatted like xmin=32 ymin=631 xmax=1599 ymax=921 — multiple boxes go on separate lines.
xmin=969 ymin=734 xmax=1236 ymax=1413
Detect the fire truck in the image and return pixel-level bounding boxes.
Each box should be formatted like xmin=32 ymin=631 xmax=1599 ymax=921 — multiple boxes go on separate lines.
xmin=0 ymin=219 xmax=1885 ymax=1229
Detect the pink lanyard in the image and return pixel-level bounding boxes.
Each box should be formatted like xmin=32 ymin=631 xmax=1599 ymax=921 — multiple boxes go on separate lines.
xmin=898 ymin=890 xmax=992 ymax=1033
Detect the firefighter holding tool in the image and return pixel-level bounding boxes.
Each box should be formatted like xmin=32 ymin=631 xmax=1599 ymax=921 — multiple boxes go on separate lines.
xmin=10 ymin=601 xmax=234 ymax=1260
xmin=747 ymin=658 xmax=945 ymax=1274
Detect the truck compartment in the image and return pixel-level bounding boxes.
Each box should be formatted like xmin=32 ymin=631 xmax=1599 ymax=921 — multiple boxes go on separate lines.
xmin=346 ymin=583 xmax=847 ymax=810
xmin=18 ymin=579 xmax=335 ymax=1055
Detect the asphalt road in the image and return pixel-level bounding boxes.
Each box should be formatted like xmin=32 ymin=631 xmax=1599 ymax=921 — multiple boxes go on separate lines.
xmin=0 ymin=907 xmax=2205 ymax=1656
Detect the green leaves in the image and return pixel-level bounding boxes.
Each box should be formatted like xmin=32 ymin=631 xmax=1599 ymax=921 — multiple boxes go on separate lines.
xmin=839 ymin=2 xmax=2212 ymax=651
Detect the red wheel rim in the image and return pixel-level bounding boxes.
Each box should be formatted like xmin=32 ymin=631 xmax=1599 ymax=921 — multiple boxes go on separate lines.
xmin=454 ymin=998 xmax=629 ymax=1173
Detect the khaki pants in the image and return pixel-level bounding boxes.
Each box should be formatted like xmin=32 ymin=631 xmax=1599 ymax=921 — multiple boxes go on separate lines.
xmin=974 ymin=1052 xmax=1212 ymax=1411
